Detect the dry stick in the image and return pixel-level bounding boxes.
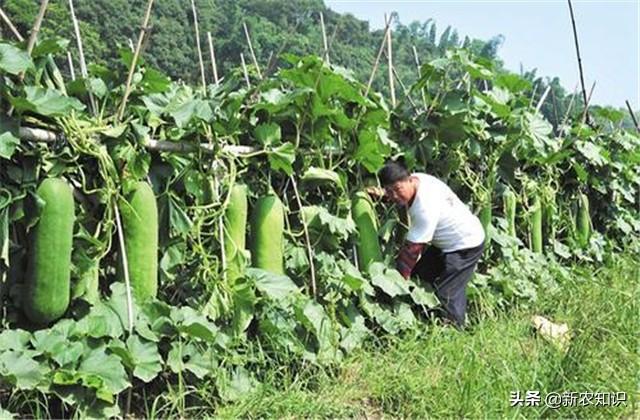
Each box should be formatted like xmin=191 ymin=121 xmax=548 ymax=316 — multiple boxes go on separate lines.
xmin=567 ymin=0 xmax=591 ymax=125
xmin=580 ymin=81 xmax=596 ymax=123
xmin=535 ymin=85 xmax=552 ymax=113
xmin=127 ymin=37 xmax=135 ymax=52
xmin=0 ymin=7 xmax=24 ymax=41
xmin=550 ymin=86 xmax=560 ymax=126
xmin=385 ymin=14 xmax=396 ymax=107
xmin=319 ymin=11 xmax=330 ymax=64
xmin=207 ymin=31 xmax=219 ymax=85
xmin=117 ymin=0 xmax=154 ymax=122
xmin=365 ymin=14 xmax=392 ymax=98
xmin=190 ymin=0 xmax=206 ymax=91
xmin=412 ymin=45 xmax=428 ymax=110
xmin=66 ymin=51 xmax=76 ymax=80
xmin=69 ymin=0 xmax=97 ymax=116
xmin=240 ymin=53 xmax=250 ymax=88
xmin=528 ymin=82 xmax=539 ymax=109
xmin=242 ymin=21 xmax=262 ymax=79
xmin=289 ymin=175 xmax=317 ymax=298
xmin=625 ymin=100 xmax=640 ymax=132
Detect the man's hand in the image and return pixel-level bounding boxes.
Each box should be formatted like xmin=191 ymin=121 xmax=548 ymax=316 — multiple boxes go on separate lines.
xmin=365 ymin=186 xmax=385 ymax=199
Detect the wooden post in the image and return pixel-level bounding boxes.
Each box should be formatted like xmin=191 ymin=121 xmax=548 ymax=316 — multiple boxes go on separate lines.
xmin=320 ymin=11 xmax=330 ymax=64
xmin=365 ymin=14 xmax=392 ymax=98
xmin=0 ymin=7 xmax=24 ymax=41
xmin=190 ymin=0 xmax=206 ymax=91
xmin=240 ymin=53 xmax=250 ymax=88
xmin=69 ymin=0 xmax=97 ymax=115
xmin=67 ymin=51 xmax=76 ymax=80
xmin=242 ymin=21 xmax=262 ymax=79
xmin=117 ymin=0 xmax=155 ymax=121
xmin=206 ymin=31 xmax=219 ymax=85
xmin=385 ymin=14 xmax=396 ymax=107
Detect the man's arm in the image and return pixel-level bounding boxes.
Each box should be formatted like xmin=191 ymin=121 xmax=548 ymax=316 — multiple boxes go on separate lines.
xmin=396 ymin=241 xmax=425 ymax=279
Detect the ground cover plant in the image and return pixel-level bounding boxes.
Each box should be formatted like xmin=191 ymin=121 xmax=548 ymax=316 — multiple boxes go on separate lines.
xmin=0 ymin=8 xmax=638 ymax=418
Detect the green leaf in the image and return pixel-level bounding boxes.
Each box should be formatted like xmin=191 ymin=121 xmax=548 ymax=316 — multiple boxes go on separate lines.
xmin=368 ymin=263 xmax=410 ymax=297
xmin=170 ymin=306 xmax=218 ymax=342
xmin=409 ymin=284 xmax=440 ymax=308
xmin=247 ymin=268 xmax=299 ymax=300
xmin=255 ymin=123 xmax=281 ymax=146
xmin=0 ymin=329 xmax=31 ymax=352
xmin=141 ymin=68 xmax=170 ymax=93
xmin=167 ymin=342 xmax=214 ymax=379
xmin=11 ymin=86 xmax=85 ymax=116
xmin=126 ymin=335 xmax=162 ymax=382
xmin=216 ymin=367 xmax=257 ymax=402
xmin=0 ymin=132 xmax=20 ymax=159
xmin=0 ymin=350 xmax=48 ymax=390
xmin=78 ymin=347 xmax=130 ymax=396
xmin=88 ymin=78 xmax=108 ymax=99
xmin=301 ymin=167 xmax=343 ymax=189
xmin=268 ymin=142 xmax=296 ymax=175
xmin=0 ymin=43 xmax=33 ymax=75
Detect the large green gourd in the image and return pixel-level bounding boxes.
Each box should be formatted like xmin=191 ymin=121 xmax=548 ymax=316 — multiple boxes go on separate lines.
xmin=529 ymin=196 xmax=543 ymax=253
xmin=24 ymin=178 xmax=74 ymax=324
xmin=351 ymin=192 xmax=382 ymax=270
xmin=224 ymin=184 xmax=248 ymax=280
xmin=503 ymin=188 xmax=517 ymax=238
xmin=119 ymin=181 xmax=158 ymax=301
xmin=250 ymin=194 xmax=284 ymax=275
xmin=577 ymin=193 xmax=591 ymax=248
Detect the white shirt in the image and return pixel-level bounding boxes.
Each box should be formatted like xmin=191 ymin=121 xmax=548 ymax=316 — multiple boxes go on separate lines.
xmin=406 ymin=173 xmax=485 ymax=252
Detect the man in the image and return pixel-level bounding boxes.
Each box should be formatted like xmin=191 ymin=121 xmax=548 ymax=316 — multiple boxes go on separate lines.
xmin=372 ymin=161 xmax=485 ymax=328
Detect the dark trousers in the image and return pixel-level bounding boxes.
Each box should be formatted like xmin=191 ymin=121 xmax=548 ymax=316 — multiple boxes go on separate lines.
xmin=411 ymin=241 xmax=484 ymax=328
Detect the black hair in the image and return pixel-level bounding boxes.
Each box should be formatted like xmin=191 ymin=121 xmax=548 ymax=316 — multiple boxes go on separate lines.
xmin=378 ymin=161 xmax=409 ymax=186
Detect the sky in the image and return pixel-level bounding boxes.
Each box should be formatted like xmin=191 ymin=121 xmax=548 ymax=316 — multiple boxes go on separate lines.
xmin=325 ymin=0 xmax=640 ymax=109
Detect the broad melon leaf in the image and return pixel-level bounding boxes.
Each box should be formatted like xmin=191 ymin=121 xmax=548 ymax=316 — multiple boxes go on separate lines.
xmin=0 ymin=43 xmax=33 ymax=75
xmin=11 ymin=86 xmax=85 ymax=116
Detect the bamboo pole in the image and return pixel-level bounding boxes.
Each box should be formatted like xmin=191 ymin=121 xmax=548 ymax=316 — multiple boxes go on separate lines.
xmin=190 ymin=0 xmax=206 ymax=91
xmin=25 ymin=0 xmax=49 ymax=56
xmin=242 ymin=21 xmax=262 ymax=79
xmin=18 ymin=126 xmax=257 ymax=155
xmin=240 ymin=53 xmax=250 ymax=88
xmin=66 ymin=51 xmax=76 ymax=80
xmin=365 ymin=14 xmax=392 ymax=98
xmin=206 ymin=31 xmax=219 ymax=85
xmin=69 ymin=0 xmax=97 ymax=116
xmin=625 ymin=100 xmax=640 ymax=132
xmin=412 ymin=45 xmax=428 ymax=110
xmin=382 ymin=49 xmax=419 ymax=112
xmin=535 ymin=85 xmax=551 ymax=113
xmin=0 ymin=7 xmax=24 ymax=41
xmin=567 ymin=0 xmax=591 ymax=125
xmin=290 ymin=175 xmax=317 ymax=298
xmin=580 ymin=81 xmax=596 ymax=123
xmin=385 ymin=14 xmax=396 ymax=107
xmin=320 ymin=11 xmax=330 ymax=64
xmin=117 ymin=0 xmax=154 ymax=122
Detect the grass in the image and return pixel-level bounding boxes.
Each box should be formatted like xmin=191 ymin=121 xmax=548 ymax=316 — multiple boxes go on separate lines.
xmin=206 ymin=253 xmax=639 ymax=419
